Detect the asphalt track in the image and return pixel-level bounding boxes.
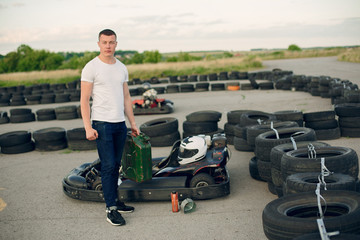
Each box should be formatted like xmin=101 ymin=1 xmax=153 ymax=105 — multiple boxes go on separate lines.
xmin=0 ymin=57 xmax=359 ymax=240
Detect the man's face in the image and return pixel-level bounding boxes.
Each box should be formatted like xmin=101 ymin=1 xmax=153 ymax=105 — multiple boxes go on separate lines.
xmin=98 ymin=34 xmax=117 ymax=57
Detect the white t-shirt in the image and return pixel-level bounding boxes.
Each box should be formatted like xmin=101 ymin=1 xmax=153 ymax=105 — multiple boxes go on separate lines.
xmin=81 ymin=57 xmax=129 ymax=122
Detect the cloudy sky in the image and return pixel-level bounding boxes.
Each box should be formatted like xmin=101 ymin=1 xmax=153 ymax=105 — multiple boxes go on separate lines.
xmin=0 ymin=0 xmax=359 ymax=55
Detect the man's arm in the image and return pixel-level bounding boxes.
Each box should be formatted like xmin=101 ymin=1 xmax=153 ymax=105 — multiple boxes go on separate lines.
xmin=80 ymin=81 xmax=98 ymax=140
xmin=123 ymin=82 xmax=140 ymax=136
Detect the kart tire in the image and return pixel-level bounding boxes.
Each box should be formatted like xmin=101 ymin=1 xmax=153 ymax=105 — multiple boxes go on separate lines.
xmin=66 ymin=127 xmax=87 ymax=140
xmin=255 ymin=127 xmax=316 ymax=162
xmin=340 ymin=127 xmax=360 ymax=138
xmin=304 ymin=119 xmax=338 ymax=130
xmin=283 ymin=172 xmax=357 ymax=196
xmin=339 ymin=117 xmax=360 ymax=128
xmin=67 ymin=140 xmax=97 ymax=151
xmin=0 ymin=130 xmax=31 ymax=147
xmin=10 ymin=113 xmax=35 ymax=123
xmin=281 ymin=146 xmax=359 ymax=182
xmin=35 ymin=139 xmax=67 ymax=151
xmin=190 ymin=173 xmax=215 ymax=188
xmin=273 ymin=110 xmax=303 ymax=127
xmin=262 ymin=191 xmax=360 ymax=240
xmin=186 ymin=110 xmax=221 ymax=122
xmin=140 ymin=117 xmax=178 ymax=137
xmin=149 ymin=131 xmax=180 ymax=147
xmin=257 ymin=158 xmax=272 ymax=182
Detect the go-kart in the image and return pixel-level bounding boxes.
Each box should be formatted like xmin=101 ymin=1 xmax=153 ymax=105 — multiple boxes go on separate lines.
xmin=132 ymin=98 xmax=174 ymax=115
xmin=62 ymin=134 xmax=230 ymax=202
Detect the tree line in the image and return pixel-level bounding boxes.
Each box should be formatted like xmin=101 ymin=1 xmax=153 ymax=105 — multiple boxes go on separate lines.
xmin=0 ymin=44 xmax=233 ymax=74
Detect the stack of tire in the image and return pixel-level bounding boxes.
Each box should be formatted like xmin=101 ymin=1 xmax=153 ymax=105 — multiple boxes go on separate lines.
xmin=66 ymin=127 xmax=97 ymax=151
xmin=0 ymin=131 xmax=35 ymax=154
xmin=262 ymin=190 xmax=360 ymax=240
xmin=179 ymin=84 xmax=195 ymax=93
xmin=140 ymin=117 xmax=180 ymax=147
xmin=9 ymin=108 xmax=35 ymax=123
xmin=195 ymin=82 xmax=209 ymax=92
xmin=234 ymin=111 xmax=277 ymax=152
xmin=269 ymin=141 xmax=331 ymax=197
xmin=335 ymin=103 xmax=360 ymax=138
xmin=36 ymin=108 xmax=56 ymax=121
xmin=55 ymin=105 xmax=79 ymax=120
xmin=210 ymin=83 xmax=225 ymax=91
xmin=166 ymin=85 xmax=179 ymax=93
xmin=224 ymin=110 xmax=250 ymax=145
xmin=33 ymin=127 xmax=67 ymax=151
xmin=182 ymin=111 xmax=223 ymax=138
xmin=303 ymin=110 xmax=340 ymax=140
xmin=253 ymin=127 xmax=317 ymax=193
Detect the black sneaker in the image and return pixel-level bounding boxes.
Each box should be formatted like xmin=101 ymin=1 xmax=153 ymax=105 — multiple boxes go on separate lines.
xmin=106 ymin=208 xmax=126 ymax=226
xmin=116 ymin=200 xmax=134 ymax=213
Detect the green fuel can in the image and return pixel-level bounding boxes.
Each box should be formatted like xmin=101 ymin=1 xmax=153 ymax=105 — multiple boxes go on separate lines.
xmin=121 ymin=132 xmax=152 ymax=183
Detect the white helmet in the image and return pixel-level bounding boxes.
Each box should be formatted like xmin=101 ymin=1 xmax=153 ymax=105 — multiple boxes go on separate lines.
xmin=178 ymin=136 xmax=207 ymax=165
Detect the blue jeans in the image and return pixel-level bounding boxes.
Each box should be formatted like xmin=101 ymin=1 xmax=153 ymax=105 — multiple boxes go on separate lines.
xmin=92 ymin=121 xmax=127 ymax=208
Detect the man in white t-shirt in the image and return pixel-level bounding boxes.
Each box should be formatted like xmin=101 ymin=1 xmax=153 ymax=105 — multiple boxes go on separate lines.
xmin=80 ymin=29 xmax=140 ymax=226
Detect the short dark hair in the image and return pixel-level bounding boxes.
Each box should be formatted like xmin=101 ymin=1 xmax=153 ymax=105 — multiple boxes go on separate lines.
xmin=98 ymin=29 xmax=117 ymax=40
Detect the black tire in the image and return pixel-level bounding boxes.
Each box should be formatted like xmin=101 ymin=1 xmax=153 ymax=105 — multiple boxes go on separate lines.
xmin=314 ymin=127 xmax=341 ymax=140
xmin=339 ymin=117 xmax=360 ymax=128
xmin=35 ymin=139 xmax=67 ymax=151
xmin=303 ymin=110 xmax=336 ymax=121
xmin=281 ymin=146 xmax=359 ymax=182
xmin=249 ymin=157 xmax=266 ymax=182
xmin=255 ymin=127 xmax=316 ymax=162
xmin=283 ymin=172 xmax=357 ymax=196
xmin=66 ymin=127 xmax=87 ymax=140
xmin=233 ymin=136 xmax=253 ymax=152
xmin=305 ymin=119 xmax=338 ymax=130
xmin=234 ymin=124 xmax=247 ymax=139
xmin=294 ymin=232 xmax=360 ymax=240
xmin=183 ymin=121 xmax=218 ymax=134
xmin=273 ymin=110 xmax=303 ymax=123
xmin=270 ymin=141 xmax=331 ymax=187
xmin=0 ymin=131 xmax=31 ymax=147
xmin=186 ymin=110 xmax=221 ymax=122
xmin=246 ymin=121 xmax=299 ymax=148
xmin=340 ymin=127 xmax=360 ymax=137
xmin=189 ymin=173 xmax=215 ymax=188
xmin=182 ymin=128 xmax=224 ymax=139
xmin=334 ymin=103 xmax=360 ymax=117
xmin=257 ymin=158 xmax=272 ymax=182
xmin=37 ymin=114 xmax=56 ymax=121
xmin=262 ymin=191 xmax=360 ymax=240
xmin=227 ymin=110 xmax=251 ymax=124
xmin=140 ymin=117 xmax=178 ymax=137
xmin=36 ymin=108 xmax=55 ymax=116
xmin=10 ymin=113 xmax=35 ymax=123
xmin=149 ymin=131 xmax=180 ymax=147
xmin=9 ymin=108 xmax=32 ymax=115
xmin=1 ymin=141 xmax=35 ymax=154
xmin=240 ymin=111 xmax=276 ymax=127
xmin=33 ymin=127 xmax=66 ymax=141
xmin=67 ymin=140 xmax=97 ymax=151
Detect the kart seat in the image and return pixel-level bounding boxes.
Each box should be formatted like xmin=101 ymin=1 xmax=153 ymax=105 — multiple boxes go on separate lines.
xmin=152 ymin=140 xmax=180 ymax=174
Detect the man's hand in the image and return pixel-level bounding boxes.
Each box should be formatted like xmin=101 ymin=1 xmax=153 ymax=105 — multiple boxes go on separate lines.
xmin=86 ymin=128 xmax=98 ymax=141
xmin=131 ymin=125 xmax=140 ymax=137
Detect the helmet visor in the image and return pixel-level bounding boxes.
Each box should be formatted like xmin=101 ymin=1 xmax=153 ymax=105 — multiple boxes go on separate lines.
xmin=178 ymin=146 xmax=198 ymax=160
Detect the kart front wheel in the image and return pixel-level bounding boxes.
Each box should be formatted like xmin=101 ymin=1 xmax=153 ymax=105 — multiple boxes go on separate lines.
xmin=190 ymin=173 xmax=215 ymax=188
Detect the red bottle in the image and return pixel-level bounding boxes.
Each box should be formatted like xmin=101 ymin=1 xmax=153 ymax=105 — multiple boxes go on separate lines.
xmin=171 ymin=191 xmax=179 ymax=212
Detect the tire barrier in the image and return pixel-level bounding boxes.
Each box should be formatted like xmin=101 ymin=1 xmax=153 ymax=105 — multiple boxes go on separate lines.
xmin=224 ymin=110 xmax=252 ymax=145
xmin=33 ymin=127 xmax=68 ymax=151
xmin=140 ymin=117 xmax=180 ymax=147
xmin=335 ymin=103 xmax=360 ymax=138
xmin=262 ymin=191 xmax=360 ymax=240
xmin=9 ymin=108 xmax=35 ymax=123
xmin=304 ymin=110 xmax=340 ymax=140
xmin=0 ymin=130 xmax=35 ymax=154
xmin=66 ymin=127 xmax=97 ymax=151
